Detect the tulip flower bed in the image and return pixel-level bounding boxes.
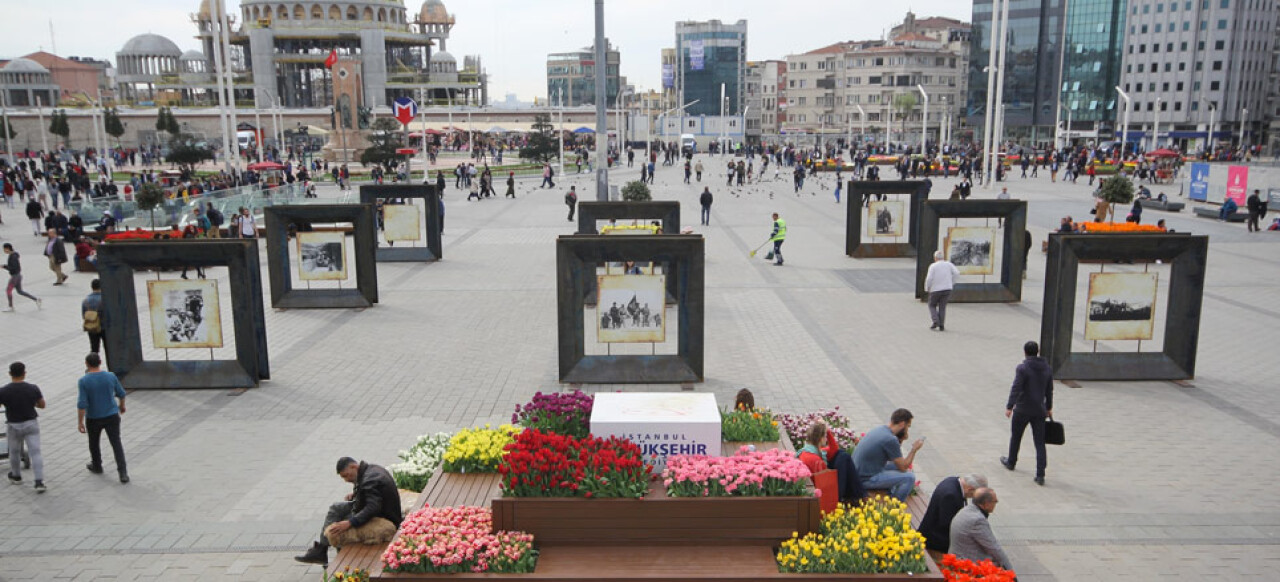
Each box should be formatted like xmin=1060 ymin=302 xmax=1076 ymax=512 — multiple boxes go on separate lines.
xmin=939 ymin=555 xmax=1017 ymax=582
xmin=1077 ymin=222 xmax=1166 ymax=233
xmin=662 ymin=447 xmax=811 ymax=497
xmin=389 ymin=432 xmax=452 ymax=492
xmin=510 ymin=390 xmax=593 ymax=439
xmin=721 ymin=407 xmax=782 ymax=442
xmin=776 ymin=408 xmax=860 ymax=451
xmin=381 ymin=505 xmax=537 ymax=574
xmin=441 ymin=425 xmax=521 ymax=473
xmin=498 ymin=429 xmax=651 ymax=498
xmin=776 ymin=496 xmax=929 ymax=574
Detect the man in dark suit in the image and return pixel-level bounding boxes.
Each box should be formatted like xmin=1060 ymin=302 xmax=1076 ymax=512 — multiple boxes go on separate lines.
xmin=1246 ymin=189 xmax=1267 ymax=232
xmin=1002 ymin=341 xmax=1054 ymax=485
xmin=918 ymin=474 xmax=987 ymax=553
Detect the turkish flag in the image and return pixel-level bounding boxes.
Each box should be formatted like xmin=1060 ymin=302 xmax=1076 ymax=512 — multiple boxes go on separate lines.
xmin=324 ymin=49 xmax=338 ymax=68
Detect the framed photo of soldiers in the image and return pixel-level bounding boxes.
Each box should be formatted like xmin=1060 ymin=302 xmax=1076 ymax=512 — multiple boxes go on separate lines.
xmin=382 ymin=203 xmax=421 ymax=242
xmin=596 ymin=274 xmax=666 ymax=343
xmin=297 ymin=231 xmax=348 ymax=281
xmin=147 ymin=279 xmax=224 ymax=349
xmin=946 ymin=226 xmax=997 ymax=276
xmin=867 ymin=200 xmax=904 ymax=238
xmin=1084 ymin=272 xmax=1158 ymax=341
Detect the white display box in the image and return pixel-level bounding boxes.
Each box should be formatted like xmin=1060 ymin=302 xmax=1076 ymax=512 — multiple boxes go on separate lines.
xmin=590 ymin=392 xmax=722 ymax=470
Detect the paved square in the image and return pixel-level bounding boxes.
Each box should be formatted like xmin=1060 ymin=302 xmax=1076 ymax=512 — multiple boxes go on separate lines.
xmin=1 ymin=157 xmax=1277 ymax=580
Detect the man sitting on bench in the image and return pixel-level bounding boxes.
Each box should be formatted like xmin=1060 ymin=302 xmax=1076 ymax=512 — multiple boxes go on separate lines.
xmin=853 ymin=408 xmax=925 ymax=502
xmin=917 ymin=473 xmax=987 ymax=554
xmin=295 ymin=457 xmax=402 ymax=568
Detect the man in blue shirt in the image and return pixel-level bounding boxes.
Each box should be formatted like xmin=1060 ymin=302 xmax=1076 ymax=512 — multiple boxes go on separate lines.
xmin=77 ymin=353 xmax=129 ymax=484
xmin=852 ymin=408 xmax=925 ymax=501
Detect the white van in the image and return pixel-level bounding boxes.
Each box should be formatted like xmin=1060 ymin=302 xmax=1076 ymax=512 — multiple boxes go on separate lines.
xmin=680 ymin=134 xmax=697 ymax=155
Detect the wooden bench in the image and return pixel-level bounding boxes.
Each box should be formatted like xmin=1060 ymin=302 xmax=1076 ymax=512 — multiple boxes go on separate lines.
xmin=326 ymin=471 xmax=503 ymax=578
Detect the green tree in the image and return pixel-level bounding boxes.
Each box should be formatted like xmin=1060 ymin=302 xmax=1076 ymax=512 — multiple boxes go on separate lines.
xmin=621 ymin=180 xmax=651 ymax=202
xmin=104 ymin=108 xmax=126 ymax=146
xmin=135 ymin=181 xmax=166 ymax=228
xmin=1097 ymin=174 xmax=1135 ymax=223
xmin=49 ymin=109 xmax=71 ymax=144
xmin=519 ymin=113 xmax=560 ymax=165
xmin=156 ymin=107 xmax=180 ymax=138
xmin=166 ymin=134 xmax=214 ymax=175
xmin=359 ymin=117 xmax=405 ymax=170
xmin=892 ymin=93 xmax=917 ymax=143
xmin=0 ymin=116 xmax=16 ymax=140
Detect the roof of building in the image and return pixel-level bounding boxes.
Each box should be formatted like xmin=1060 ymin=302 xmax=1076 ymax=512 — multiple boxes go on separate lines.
xmin=21 ymin=51 xmax=104 ymax=72
xmin=181 ymin=50 xmax=207 ymax=61
xmin=804 ymin=42 xmax=850 ymax=55
xmin=431 ymin=50 xmax=455 ymax=63
xmin=197 ymin=0 xmax=210 ymax=19
xmin=2 ymin=57 xmax=50 ymax=73
xmin=892 ymin=32 xmax=938 ymax=43
xmin=120 ymin=33 xmax=182 ymax=57
xmin=912 ymin=17 xmax=970 ymax=30
xmin=420 ymin=0 xmax=454 ymax=25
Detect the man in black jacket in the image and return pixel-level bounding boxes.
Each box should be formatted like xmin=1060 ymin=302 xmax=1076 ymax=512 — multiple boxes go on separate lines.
xmin=918 ymin=474 xmax=987 ymax=553
xmin=1002 ymin=341 xmax=1054 ymax=485
xmin=699 ymin=188 xmax=713 ymax=226
xmin=1246 ymin=189 xmax=1267 ymax=232
xmin=295 ymin=457 xmax=402 ymax=566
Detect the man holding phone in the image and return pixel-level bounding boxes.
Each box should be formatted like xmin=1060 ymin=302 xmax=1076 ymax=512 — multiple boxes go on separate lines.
xmin=853 ymin=408 xmax=925 ymax=501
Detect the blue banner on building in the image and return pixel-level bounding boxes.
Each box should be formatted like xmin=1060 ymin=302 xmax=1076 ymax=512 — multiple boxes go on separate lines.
xmin=690 ymin=40 xmax=704 ymax=71
xmin=1189 ymin=163 xmax=1210 ymax=201
xmin=662 ymin=64 xmax=674 ymax=88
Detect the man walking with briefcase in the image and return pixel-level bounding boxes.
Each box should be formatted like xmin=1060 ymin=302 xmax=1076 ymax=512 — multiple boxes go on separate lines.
xmin=1002 ymin=341 xmax=1054 ymax=485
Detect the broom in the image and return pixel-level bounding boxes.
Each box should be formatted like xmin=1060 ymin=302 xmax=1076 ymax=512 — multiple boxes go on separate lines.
xmin=748 ymin=239 xmax=771 ymax=258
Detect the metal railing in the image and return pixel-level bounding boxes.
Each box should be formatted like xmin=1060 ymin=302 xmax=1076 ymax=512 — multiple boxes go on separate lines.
xmin=71 ymin=183 xmax=308 ymax=231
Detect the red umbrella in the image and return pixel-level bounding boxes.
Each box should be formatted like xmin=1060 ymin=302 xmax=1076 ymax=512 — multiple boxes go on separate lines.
xmin=247 ymin=161 xmax=286 ymax=171
xmin=1145 ymin=148 xmax=1180 ymax=158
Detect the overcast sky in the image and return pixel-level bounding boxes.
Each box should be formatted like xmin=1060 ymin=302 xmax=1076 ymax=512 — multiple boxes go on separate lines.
xmin=2 ymin=0 xmax=970 ymax=101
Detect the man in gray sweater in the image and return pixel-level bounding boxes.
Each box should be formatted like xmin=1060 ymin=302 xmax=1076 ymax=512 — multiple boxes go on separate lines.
xmin=949 ymin=487 xmax=1013 ymax=572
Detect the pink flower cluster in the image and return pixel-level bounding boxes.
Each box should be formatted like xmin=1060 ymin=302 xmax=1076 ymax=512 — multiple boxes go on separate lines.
xmin=776 ymin=407 xmax=860 ymax=451
xmin=662 ymin=447 xmax=812 ymax=497
xmin=381 ymin=505 xmax=537 ymax=574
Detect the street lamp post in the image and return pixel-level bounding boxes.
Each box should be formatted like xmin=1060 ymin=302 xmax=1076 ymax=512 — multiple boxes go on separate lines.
xmin=557 ymin=88 xmax=565 ymax=177
xmin=855 ymin=104 xmax=866 ymax=147
xmin=1059 ymin=102 xmax=1072 ymax=150
xmin=592 ymin=0 xmax=608 ymax=201
xmin=1152 ymin=97 xmax=1162 ymax=151
xmin=1240 ymin=107 xmax=1248 ymax=151
xmin=719 ymin=83 xmax=727 ymax=155
xmin=916 ymin=84 xmax=929 ymax=154
xmin=1198 ymin=97 xmax=1216 ymax=157
xmin=1115 ymin=86 xmax=1131 ymax=159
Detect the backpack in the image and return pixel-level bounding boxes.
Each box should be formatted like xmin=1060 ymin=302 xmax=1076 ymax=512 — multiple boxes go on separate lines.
xmin=83 ymin=310 xmax=102 ymax=333
xmin=207 ymin=208 xmax=224 ymax=227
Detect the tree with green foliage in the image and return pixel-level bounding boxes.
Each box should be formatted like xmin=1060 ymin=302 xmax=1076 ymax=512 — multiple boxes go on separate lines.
xmin=1097 ymin=174 xmax=1135 ymax=223
xmin=892 ymin=93 xmax=917 ymax=143
xmin=49 ymin=109 xmax=70 ymax=144
xmin=0 ymin=117 xmax=16 ymax=140
xmin=166 ymin=134 xmax=214 ymax=175
xmin=359 ymin=117 xmax=405 ymax=171
xmin=135 ymin=181 xmax=166 ymax=228
xmin=156 ymin=107 xmax=180 ymax=138
xmin=519 ymin=113 xmax=560 ymax=165
xmin=621 ymin=180 xmax=651 ymax=202
xmin=104 ymin=108 xmax=126 ymax=146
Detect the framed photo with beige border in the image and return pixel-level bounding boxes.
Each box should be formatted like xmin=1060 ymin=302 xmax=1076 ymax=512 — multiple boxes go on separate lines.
xmin=596 ymin=274 xmax=666 ymax=343
xmin=867 ymin=200 xmax=905 ymax=238
xmin=946 ymin=226 xmax=997 ymax=276
xmin=297 ymin=231 xmax=348 ymax=281
xmin=382 ymin=203 xmax=422 ymax=242
xmin=147 ymin=279 xmax=224 ymax=349
xmin=1084 ymin=272 xmax=1158 ymax=341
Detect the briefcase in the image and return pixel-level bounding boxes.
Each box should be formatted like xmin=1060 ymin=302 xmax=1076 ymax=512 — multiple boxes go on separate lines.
xmin=1045 ymin=418 xmax=1065 ymax=445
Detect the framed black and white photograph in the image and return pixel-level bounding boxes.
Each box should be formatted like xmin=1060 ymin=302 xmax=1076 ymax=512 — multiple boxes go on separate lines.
xmin=596 ymin=274 xmax=666 ymax=343
xmin=868 ymin=200 xmax=904 ymax=238
xmin=297 ymin=231 xmax=347 ymax=281
xmin=1085 ymin=272 xmax=1158 ymax=341
xmin=946 ymin=226 xmax=997 ymax=275
xmin=147 ymin=279 xmax=224 ymax=349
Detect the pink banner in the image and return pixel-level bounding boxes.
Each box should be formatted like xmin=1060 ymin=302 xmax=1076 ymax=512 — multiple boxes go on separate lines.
xmin=1226 ymin=165 xmax=1249 ymax=205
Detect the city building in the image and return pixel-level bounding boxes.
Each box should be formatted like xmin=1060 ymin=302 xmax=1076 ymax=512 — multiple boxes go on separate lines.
xmin=782 ymin=13 xmax=969 ymax=147
xmin=0 ymin=58 xmax=58 ymax=107
xmin=744 ymin=61 xmax=763 ymax=142
xmin=967 ymin=0 xmax=1069 ymax=144
xmin=757 ymin=60 xmax=787 ymax=140
xmin=110 ymin=0 xmax=487 ymax=109
xmin=674 ymin=19 xmax=748 ymax=117
xmin=661 ymin=48 xmax=677 ymax=111
xmin=891 ymin=12 xmax=972 ymax=109
xmin=1119 ymin=0 xmax=1277 ymax=153
xmin=545 ymin=40 xmax=621 ymax=108
xmin=1059 ymin=0 xmax=1127 ymax=145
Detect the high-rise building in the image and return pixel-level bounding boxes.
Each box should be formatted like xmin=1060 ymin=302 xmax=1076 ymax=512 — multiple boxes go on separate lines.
xmin=661 ymin=48 xmax=677 ymax=111
xmin=967 ymin=0 xmax=1068 ymax=144
xmin=1120 ymin=0 xmax=1276 ymax=153
xmin=675 ymin=20 xmax=748 ymax=117
xmin=546 ymin=40 xmax=621 ymax=107
xmin=744 ymin=62 xmax=764 ymax=142
xmin=756 ymin=60 xmax=787 ymax=139
xmin=1060 ymin=0 xmax=1127 ymax=143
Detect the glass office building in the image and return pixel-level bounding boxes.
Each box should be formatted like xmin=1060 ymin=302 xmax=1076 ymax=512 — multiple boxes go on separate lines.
xmin=1060 ymin=1 xmax=1126 ymax=128
xmin=546 ymin=41 xmax=621 ymax=107
xmin=966 ymin=0 xmax=1067 ymax=144
xmin=675 ymin=20 xmax=747 ymax=117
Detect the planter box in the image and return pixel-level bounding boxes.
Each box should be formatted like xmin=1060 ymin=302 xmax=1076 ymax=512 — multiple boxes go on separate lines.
xmin=493 ymin=485 xmax=819 ymax=547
